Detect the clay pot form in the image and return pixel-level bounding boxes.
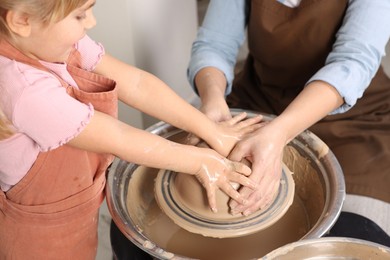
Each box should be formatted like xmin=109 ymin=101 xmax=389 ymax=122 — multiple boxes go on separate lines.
xmin=154 ymin=161 xmax=295 ymax=238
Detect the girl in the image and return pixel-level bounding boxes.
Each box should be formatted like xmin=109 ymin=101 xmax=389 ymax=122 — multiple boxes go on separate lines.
xmin=0 ymin=0 xmax=261 ymax=258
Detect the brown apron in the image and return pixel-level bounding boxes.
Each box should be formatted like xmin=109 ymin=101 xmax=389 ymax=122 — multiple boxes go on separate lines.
xmin=228 ymin=0 xmax=390 ymax=202
xmin=0 ymin=40 xmax=118 ymax=259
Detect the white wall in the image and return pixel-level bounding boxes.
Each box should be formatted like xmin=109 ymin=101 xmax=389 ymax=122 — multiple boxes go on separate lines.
xmin=88 ymin=0 xmax=198 ymax=129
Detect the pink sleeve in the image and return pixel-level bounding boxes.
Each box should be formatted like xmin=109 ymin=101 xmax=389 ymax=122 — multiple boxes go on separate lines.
xmin=75 ymin=35 xmax=105 ymax=71
xmin=12 ymin=70 xmax=93 ymax=152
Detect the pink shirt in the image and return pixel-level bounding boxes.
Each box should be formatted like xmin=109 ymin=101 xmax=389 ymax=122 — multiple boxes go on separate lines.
xmin=0 ymin=35 xmax=105 ymax=191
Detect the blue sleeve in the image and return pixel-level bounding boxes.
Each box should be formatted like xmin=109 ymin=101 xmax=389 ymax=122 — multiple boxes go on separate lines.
xmin=187 ymin=0 xmax=247 ymax=95
xmin=308 ymin=0 xmax=390 ymax=114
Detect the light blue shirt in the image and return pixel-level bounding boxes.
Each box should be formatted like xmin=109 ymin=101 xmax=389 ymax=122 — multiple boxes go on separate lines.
xmin=188 ymin=0 xmax=390 ymax=114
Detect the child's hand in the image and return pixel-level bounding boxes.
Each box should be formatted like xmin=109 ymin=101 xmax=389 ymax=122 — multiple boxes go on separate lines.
xmin=193 ymin=148 xmax=257 ymax=213
xmin=210 ymin=112 xmax=264 ymax=157
xmin=186 ymin=112 xmax=264 ymax=156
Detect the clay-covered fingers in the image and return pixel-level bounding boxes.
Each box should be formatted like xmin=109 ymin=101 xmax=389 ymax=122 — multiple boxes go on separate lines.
xmin=229 ymin=165 xmax=282 ymax=216
xmin=226 ymin=163 xmax=257 ymax=193
xmin=218 ymin=182 xmax=244 ymax=209
xmin=243 ymin=179 xmax=280 ymax=216
xmin=202 ymin=182 xmax=218 ymax=213
xmin=227 ymin=144 xmax=260 ymax=212
xmin=217 ymin=160 xmax=257 ymax=208
xmin=232 ymin=177 xmax=280 ymax=216
xmin=222 ymin=113 xmax=264 ymax=131
xmin=229 ymin=184 xmax=257 ymax=214
xmin=234 ymin=114 xmax=263 ymax=130
xmin=230 ymin=159 xmax=252 ymax=176
xmin=224 ymin=112 xmax=248 ymax=125
xmin=195 ymin=156 xmax=257 ymax=213
xmin=210 ymin=114 xmax=264 ymax=157
xmin=237 ymin=120 xmax=265 ymax=137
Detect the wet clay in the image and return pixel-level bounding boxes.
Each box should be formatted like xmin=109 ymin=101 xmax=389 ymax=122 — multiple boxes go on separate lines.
xmin=154 ymin=163 xmax=295 ymax=238
xmin=168 ymin=163 xmax=294 ymax=221
xmin=126 ymin=165 xmax=309 ymax=260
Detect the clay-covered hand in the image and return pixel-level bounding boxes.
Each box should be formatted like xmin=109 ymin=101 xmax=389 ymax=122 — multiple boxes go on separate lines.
xmin=187 ymin=112 xmax=264 ymax=157
xmin=194 ymin=147 xmax=257 ymax=213
xmin=227 ymin=124 xmax=287 ymax=216
xmin=185 ymin=103 xmax=232 ymax=146
xmin=211 ymin=112 xmax=264 ymax=157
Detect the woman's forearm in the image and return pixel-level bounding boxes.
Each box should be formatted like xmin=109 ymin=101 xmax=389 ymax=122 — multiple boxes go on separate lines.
xmin=194 ymin=67 xmax=232 ymax=122
xmin=195 ymin=67 xmax=227 ymax=105
xmin=270 ymin=80 xmax=344 ymax=144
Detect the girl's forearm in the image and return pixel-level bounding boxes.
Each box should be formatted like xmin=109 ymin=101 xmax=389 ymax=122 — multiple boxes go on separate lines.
xmin=68 ymin=111 xmax=209 ymax=174
xmin=116 ymin=129 xmax=210 ymax=174
xmin=127 ymin=70 xmax=221 ymax=145
xmin=95 ymin=54 xmax=219 ymax=146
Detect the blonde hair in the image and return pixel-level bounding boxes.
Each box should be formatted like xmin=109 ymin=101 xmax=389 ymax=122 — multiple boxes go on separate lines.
xmin=0 ymin=0 xmax=88 ymax=139
xmin=0 ymin=0 xmax=88 ymax=37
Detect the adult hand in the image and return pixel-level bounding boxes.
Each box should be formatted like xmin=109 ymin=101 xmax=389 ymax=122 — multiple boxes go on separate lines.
xmin=227 ymin=123 xmax=287 ymax=216
xmin=194 ymin=147 xmax=257 ymax=213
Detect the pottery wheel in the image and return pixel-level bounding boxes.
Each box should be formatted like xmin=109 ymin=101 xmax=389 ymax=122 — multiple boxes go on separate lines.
xmin=154 ymin=164 xmax=295 ymax=238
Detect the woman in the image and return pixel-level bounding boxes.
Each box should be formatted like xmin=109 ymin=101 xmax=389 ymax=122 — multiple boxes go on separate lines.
xmin=188 ymin=0 xmax=390 ymax=215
